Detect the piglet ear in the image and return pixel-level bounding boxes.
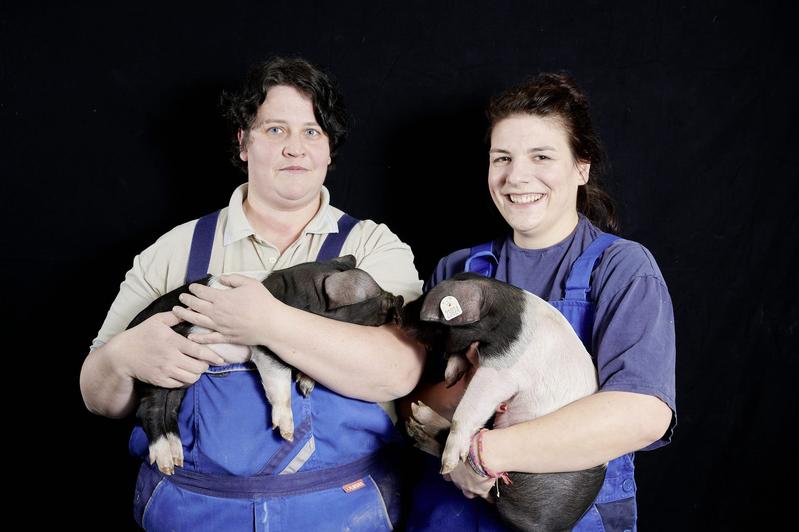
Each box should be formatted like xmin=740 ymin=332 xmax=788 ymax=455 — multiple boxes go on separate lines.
xmin=420 ymin=281 xmax=483 ymax=325
xmin=331 ymin=254 xmax=357 ymax=269
xmin=324 ymin=268 xmax=383 ymax=309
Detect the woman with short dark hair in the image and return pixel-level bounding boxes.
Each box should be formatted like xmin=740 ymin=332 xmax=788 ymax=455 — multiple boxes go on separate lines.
xmin=81 ymin=57 xmax=424 ymax=531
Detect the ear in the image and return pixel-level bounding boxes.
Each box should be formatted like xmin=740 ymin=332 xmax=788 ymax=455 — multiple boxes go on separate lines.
xmin=577 ymin=161 xmax=590 ymax=185
xmin=331 ymin=254 xmax=357 ymax=269
xmin=238 ymin=129 xmax=248 ymax=161
xmin=324 ymin=269 xmax=383 ymax=309
xmin=420 ymin=281 xmax=484 ymax=325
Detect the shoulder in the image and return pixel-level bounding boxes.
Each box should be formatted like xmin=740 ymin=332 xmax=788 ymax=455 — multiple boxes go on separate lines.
xmin=593 ymin=234 xmax=670 ymax=302
xmin=426 ymin=245 xmax=485 ymax=290
xmin=330 ymin=207 xmax=423 ymax=302
xmin=140 ymin=213 xmax=209 ymax=261
xmin=138 ymin=208 xmax=227 ymax=289
xmin=337 ymin=213 xmax=412 ymax=256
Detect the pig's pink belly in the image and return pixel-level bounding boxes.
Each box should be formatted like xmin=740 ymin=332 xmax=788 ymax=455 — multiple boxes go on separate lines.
xmin=492 ymin=392 xmax=540 ymax=429
xmin=190 ymin=326 xmax=253 ymax=364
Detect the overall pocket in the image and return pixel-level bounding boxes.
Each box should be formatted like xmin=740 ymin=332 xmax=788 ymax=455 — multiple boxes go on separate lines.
xmin=132 ymin=463 xmax=164 ymax=528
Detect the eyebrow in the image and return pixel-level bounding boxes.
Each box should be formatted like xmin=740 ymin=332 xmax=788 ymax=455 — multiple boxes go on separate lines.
xmin=488 ymin=146 xmax=557 ymax=154
xmin=255 ymin=119 xmax=321 ymax=128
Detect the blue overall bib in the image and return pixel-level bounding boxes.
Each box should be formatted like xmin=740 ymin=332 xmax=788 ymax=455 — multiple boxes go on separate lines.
xmin=130 ymin=211 xmax=402 ymax=531
xmin=408 ymin=233 xmax=638 ymax=532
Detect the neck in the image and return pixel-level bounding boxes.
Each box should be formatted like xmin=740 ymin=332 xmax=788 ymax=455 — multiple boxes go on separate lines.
xmin=513 ymin=212 xmax=579 ymax=250
xmin=243 ymin=191 xmax=322 ymax=253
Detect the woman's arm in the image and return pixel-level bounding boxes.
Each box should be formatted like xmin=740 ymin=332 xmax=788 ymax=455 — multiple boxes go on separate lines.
xmin=79 ymin=311 xmax=224 ymax=418
xmin=174 ymin=275 xmax=426 ymax=402
xmin=482 ymin=390 xmax=673 ymax=474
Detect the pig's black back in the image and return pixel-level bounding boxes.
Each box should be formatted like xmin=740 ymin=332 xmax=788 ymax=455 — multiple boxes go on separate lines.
xmin=126 ymin=274 xmax=213 ymax=335
xmin=496 ymin=465 xmax=606 ymax=532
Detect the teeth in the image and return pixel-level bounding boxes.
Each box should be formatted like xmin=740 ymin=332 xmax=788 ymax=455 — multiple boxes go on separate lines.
xmin=509 ymin=193 xmax=544 ymax=204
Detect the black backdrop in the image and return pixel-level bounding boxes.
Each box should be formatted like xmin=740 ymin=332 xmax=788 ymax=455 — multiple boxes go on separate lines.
xmin=3 ymin=2 xmax=797 ymax=530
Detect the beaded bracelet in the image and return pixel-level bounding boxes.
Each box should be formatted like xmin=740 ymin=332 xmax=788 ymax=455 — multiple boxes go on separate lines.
xmin=476 ymin=429 xmax=512 ymax=486
xmin=466 ymin=432 xmax=488 ymax=477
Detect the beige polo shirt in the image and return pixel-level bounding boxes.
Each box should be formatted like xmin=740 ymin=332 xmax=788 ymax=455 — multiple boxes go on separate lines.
xmin=91 ymin=183 xmax=423 ymax=349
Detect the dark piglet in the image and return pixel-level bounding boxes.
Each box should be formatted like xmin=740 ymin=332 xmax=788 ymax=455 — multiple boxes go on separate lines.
xmin=401 ymin=272 xmax=605 ymax=532
xmin=128 ymin=255 xmax=403 ymax=475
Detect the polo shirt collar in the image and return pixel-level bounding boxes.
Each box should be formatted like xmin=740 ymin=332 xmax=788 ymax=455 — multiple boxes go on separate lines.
xmin=223 ymin=183 xmax=338 ymax=246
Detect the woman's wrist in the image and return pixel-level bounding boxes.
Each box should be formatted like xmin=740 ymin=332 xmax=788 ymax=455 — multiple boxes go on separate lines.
xmin=466 ymin=428 xmax=512 ymax=486
xmin=479 ymin=428 xmax=506 ymax=474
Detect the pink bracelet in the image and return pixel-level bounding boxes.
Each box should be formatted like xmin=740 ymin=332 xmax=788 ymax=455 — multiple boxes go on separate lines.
xmin=476 ymin=429 xmax=512 ymax=485
xmin=466 ymin=432 xmax=488 ymax=477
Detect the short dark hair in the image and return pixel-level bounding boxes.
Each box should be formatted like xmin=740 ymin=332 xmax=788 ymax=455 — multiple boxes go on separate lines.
xmin=486 ymin=73 xmax=619 ymax=233
xmin=222 ymin=57 xmax=349 ymax=173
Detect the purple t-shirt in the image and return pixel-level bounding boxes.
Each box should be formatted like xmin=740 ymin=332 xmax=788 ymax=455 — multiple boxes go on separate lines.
xmin=426 ymin=215 xmax=676 ymax=449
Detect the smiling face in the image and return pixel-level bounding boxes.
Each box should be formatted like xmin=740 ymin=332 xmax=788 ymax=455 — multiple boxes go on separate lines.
xmin=488 ymin=113 xmax=590 ymax=249
xmin=239 ymin=85 xmax=331 ymax=212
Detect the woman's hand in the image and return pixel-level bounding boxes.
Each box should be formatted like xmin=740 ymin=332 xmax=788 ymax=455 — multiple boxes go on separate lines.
xmin=444 ymin=460 xmax=495 ymax=500
xmin=110 ymin=311 xmax=225 ymax=388
xmin=172 ymin=274 xmax=276 ymax=346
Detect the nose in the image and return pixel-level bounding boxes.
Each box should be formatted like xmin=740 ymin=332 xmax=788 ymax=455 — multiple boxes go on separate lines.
xmin=282 ymin=132 xmax=305 ymax=158
xmin=506 ymin=161 xmax=530 ymax=186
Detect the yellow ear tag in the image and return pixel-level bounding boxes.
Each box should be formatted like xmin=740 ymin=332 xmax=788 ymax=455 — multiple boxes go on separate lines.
xmin=440 ymin=296 xmax=463 ymax=321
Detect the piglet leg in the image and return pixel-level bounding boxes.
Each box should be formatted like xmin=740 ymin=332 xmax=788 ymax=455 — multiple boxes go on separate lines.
xmin=251 ymin=347 xmax=295 ymax=441
xmin=444 ymin=354 xmax=470 ymax=388
xmin=406 ymin=401 xmax=451 ymax=456
xmin=441 ymin=367 xmax=517 ymax=474
xmin=295 ymin=372 xmax=316 ymax=397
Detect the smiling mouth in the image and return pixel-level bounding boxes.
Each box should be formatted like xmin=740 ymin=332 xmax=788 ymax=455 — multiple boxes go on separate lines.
xmin=508 ymin=193 xmax=545 ymax=204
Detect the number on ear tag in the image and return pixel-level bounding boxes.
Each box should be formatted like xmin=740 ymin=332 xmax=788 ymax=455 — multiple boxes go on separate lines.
xmin=440 ymin=296 xmax=463 ymax=321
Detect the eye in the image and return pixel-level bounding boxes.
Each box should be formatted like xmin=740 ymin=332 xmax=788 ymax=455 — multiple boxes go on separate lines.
xmin=304 ymin=128 xmax=322 ymax=137
xmin=533 ymin=154 xmax=551 ymax=161
xmin=265 ymin=126 xmax=284 ymax=135
xmin=492 ymin=155 xmax=511 ymax=164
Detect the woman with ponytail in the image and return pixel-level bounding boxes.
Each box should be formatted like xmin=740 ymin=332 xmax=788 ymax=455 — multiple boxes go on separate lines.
xmin=403 ymin=73 xmax=676 ymax=531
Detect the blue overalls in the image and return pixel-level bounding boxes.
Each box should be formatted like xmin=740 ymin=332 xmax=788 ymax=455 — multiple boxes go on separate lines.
xmin=130 ymin=211 xmax=402 ymax=531
xmin=408 ymin=233 xmax=638 ymax=532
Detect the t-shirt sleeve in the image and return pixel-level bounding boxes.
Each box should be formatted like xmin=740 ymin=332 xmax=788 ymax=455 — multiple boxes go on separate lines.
xmin=347 ymin=220 xmax=423 ymax=304
xmin=89 ymin=221 xmax=194 ymax=350
xmin=592 ymin=273 xmax=677 ymax=450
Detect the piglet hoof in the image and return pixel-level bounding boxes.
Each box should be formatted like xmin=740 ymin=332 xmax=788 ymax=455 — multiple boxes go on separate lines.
xmin=411 ymin=401 xmax=452 ymax=433
xmin=440 ymin=441 xmax=464 ymax=475
xmin=444 ymin=354 xmax=470 ymax=388
xmin=296 ymin=373 xmax=316 ymax=397
xmin=271 ymin=402 xmax=294 ymax=442
xmin=149 ymin=436 xmax=176 ymax=476
xmin=440 ymin=457 xmax=458 ymax=476
xmin=406 ymin=418 xmax=444 ymax=457
xmin=167 ymin=432 xmax=184 ymax=468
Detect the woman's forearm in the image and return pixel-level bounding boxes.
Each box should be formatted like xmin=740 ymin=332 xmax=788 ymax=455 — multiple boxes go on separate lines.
xmin=482 ymin=391 xmax=673 ymax=474
xmin=259 ymin=304 xmax=426 ymax=402
xmin=79 ymin=342 xmax=138 ymax=419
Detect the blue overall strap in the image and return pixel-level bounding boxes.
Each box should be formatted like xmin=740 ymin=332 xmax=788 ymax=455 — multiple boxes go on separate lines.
xmin=317 ymin=214 xmax=359 ymax=261
xmin=464 ymin=241 xmax=499 ymax=278
xmin=563 ymin=233 xmax=620 ymax=301
xmin=185 ymin=210 xmax=221 ymax=283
